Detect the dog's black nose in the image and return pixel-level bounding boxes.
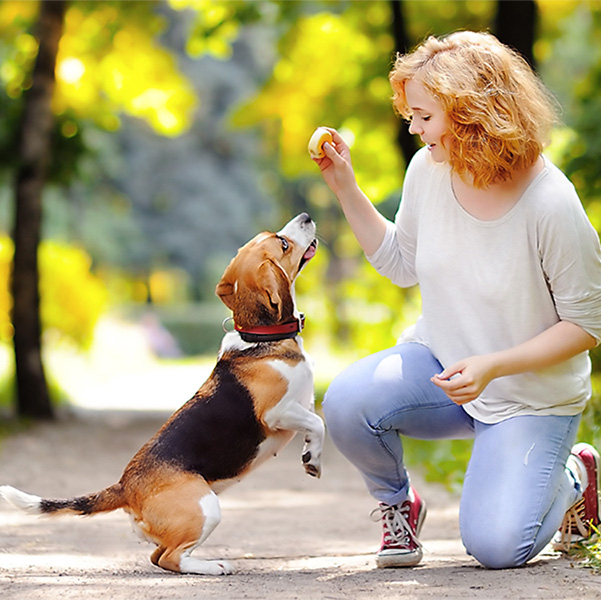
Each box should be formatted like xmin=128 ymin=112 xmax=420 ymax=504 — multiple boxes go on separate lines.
xmin=299 ymin=212 xmax=312 ymax=224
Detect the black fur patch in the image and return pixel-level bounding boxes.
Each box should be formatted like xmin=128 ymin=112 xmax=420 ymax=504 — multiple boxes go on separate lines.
xmin=148 ymin=361 xmax=265 ymax=482
xmin=40 ymin=496 xmax=95 ymax=515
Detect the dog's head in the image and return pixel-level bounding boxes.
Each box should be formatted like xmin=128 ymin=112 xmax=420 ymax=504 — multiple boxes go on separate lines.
xmin=216 ymin=213 xmax=317 ymax=329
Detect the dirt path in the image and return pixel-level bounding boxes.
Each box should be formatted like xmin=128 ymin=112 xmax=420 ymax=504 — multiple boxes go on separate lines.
xmin=1 ymin=409 xmax=600 ymax=600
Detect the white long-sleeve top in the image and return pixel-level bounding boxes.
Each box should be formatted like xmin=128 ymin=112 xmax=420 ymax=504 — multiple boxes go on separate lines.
xmin=367 ymin=147 xmax=601 ymax=423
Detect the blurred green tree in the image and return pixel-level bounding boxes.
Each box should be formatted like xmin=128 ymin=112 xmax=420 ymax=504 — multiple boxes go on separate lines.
xmin=0 ymin=0 xmax=198 ymax=419
xmin=12 ymin=0 xmax=66 ymax=419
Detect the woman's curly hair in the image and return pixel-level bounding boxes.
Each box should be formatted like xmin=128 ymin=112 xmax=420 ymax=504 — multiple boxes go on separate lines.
xmin=389 ymin=31 xmax=558 ymax=188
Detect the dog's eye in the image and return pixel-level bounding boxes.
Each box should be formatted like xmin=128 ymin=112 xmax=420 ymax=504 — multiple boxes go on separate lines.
xmin=277 ymin=236 xmax=289 ymax=252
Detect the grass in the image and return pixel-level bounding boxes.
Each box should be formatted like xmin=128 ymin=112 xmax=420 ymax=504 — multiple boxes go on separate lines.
xmin=566 ymin=525 xmax=601 ymax=573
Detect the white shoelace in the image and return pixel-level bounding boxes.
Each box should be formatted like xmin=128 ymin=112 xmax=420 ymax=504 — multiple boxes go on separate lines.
xmin=553 ymin=454 xmax=593 ymax=552
xmin=371 ymin=503 xmax=422 ymax=550
xmin=554 ymin=498 xmax=591 ymax=552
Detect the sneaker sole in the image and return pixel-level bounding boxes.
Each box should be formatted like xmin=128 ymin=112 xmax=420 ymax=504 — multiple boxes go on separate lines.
xmin=375 ymin=501 xmax=427 ymax=568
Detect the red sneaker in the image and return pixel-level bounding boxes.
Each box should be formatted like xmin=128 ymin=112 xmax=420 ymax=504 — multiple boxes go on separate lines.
xmin=372 ymin=486 xmax=426 ymax=567
xmin=553 ymin=443 xmax=601 ymax=552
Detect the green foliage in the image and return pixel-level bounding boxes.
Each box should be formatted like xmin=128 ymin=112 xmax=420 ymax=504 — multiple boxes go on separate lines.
xmin=0 ymin=236 xmax=107 ymax=349
xmin=233 ymin=3 xmax=404 ymax=200
xmin=403 ymin=0 xmax=494 ymax=38
xmin=56 ymin=2 xmax=198 ymax=136
xmin=565 ymin=524 xmax=601 ymax=573
xmin=152 ymin=303 xmax=229 ymax=356
xmin=0 ymin=90 xmax=87 ymax=185
xmin=0 ymin=363 xmax=15 ymax=414
xmin=297 ymin=244 xmax=421 ymax=355
xmin=172 ymin=0 xmax=267 ymax=59
xmin=536 ymin=2 xmax=601 ymax=222
xmin=174 ymin=0 xmax=346 ymax=59
xmin=577 ymin=372 xmax=601 ymax=449
xmin=40 ymin=241 xmax=107 ymax=349
xmin=0 ymin=1 xmax=198 ymax=146
xmin=404 ymin=437 xmax=473 ymax=493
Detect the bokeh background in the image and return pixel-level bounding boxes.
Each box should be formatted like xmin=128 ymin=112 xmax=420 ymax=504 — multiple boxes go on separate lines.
xmin=1 ymin=0 xmax=600 ymax=489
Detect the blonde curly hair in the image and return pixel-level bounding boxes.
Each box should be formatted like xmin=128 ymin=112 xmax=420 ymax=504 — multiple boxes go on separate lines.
xmin=389 ymin=31 xmax=558 ymax=188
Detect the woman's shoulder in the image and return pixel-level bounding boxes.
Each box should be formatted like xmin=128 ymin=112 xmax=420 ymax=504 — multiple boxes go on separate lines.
xmin=524 ymin=156 xmax=595 ymax=236
xmin=525 ymin=156 xmax=581 ymax=213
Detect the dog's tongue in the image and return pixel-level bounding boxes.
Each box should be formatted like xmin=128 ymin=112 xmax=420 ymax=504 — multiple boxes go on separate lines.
xmin=303 ymin=242 xmax=317 ymax=261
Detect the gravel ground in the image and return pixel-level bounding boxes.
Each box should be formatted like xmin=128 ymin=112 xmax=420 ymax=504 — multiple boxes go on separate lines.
xmin=1 ymin=409 xmax=600 ymax=600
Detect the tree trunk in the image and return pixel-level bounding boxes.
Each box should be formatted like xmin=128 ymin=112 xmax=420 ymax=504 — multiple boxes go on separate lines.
xmin=494 ymin=0 xmax=538 ymax=68
xmin=390 ymin=0 xmax=418 ymax=167
xmin=12 ymin=0 xmax=67 ymax=419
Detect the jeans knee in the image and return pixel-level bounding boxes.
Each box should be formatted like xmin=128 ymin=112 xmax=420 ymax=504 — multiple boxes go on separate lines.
xmin=462 ymin=522 xmax=530 ymax=569
xmin=322 ymin=373 xmax=367 ymax=443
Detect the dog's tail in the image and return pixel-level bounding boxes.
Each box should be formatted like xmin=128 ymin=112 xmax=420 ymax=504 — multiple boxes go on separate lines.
xmin=0 ymin=483 xmax=127 ymax=517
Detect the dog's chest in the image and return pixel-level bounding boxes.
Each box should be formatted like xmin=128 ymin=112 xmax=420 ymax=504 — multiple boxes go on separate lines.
xmin=263 ymin=357 xmax=314 ymax=417
xmin=210 ymin=351 xmax=314 ymax=492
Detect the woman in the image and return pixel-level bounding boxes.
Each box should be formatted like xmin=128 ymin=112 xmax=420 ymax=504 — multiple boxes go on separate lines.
xmin=313 ymin=31 xmax=601 ymax=569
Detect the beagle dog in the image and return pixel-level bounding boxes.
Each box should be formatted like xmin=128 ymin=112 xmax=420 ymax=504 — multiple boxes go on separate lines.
xmin=0 ymin=213 xmax=324 ymax=576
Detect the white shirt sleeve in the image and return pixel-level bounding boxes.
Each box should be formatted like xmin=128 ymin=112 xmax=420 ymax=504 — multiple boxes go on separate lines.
xmin=537 ymin=170 xmax=601 ymax=343
xmin=365 ymin=149 xmax=425 ymax=287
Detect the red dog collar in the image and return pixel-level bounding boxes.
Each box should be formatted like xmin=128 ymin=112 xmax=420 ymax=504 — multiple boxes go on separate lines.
xmin=234 ymin=315 xmax=305 ymax=343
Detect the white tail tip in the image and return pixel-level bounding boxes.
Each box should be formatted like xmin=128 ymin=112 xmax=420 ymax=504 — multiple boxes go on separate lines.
xmin=0 ymin=485 xmax=43 ymax=514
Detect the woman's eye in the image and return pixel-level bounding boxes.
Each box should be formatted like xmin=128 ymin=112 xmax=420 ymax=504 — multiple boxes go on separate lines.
xmin=423 ymin=115 xmax=431 ymax=122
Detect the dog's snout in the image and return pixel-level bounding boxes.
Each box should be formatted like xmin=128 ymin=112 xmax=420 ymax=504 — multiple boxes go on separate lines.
xmin=296 ymin=213 xmax=315 ymax=232
xmin=291 ymin=212 xmax=313 ymax=229
xmin=278 ymin=213 xmax=316 ymax=241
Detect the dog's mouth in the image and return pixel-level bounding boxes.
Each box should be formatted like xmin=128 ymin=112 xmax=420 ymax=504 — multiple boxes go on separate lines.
xmin=299 ymin=239 xmax=318 ymax=270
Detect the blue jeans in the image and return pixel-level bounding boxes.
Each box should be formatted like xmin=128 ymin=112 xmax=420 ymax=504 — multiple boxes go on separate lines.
xmin=323 ymin=343 xmax=582 ymax=569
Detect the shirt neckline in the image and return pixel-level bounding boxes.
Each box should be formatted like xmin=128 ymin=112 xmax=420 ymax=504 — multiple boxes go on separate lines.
xmin=447 ymin=156 xmax=550 ymax=226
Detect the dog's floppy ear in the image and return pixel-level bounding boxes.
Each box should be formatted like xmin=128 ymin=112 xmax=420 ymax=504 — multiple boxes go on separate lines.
xmin=215 ymin=263 xmax=237 ymax=311
xmin=215 ymin=281 xmax=235 ymax=310
xmin=256 ymin=260 xmax=293 ymax=322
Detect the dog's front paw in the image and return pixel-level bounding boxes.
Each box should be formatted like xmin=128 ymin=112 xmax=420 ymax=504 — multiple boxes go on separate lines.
xmin=302 ymin=450 xmax=321 ymax=478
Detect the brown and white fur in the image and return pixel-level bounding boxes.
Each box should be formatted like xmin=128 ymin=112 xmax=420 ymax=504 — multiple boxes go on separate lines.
xmin=0 ymin=213 xmax=324 ymax=576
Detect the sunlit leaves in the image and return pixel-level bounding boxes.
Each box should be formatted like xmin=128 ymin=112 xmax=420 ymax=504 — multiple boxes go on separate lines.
xmin=171 ymin=0 xmax=248 ymax=59
xmin=403 ymin=0 xmax=493 ymax=41
xmin=0 ymin=0 xmax=39 ymax=99
xmin=0 ymin=237 xmax=12 ymax=342
xmin=54 ymin=4 xmax=197 ymax=136
xmin=234 ymin=9 xmax=403 ymax=203
xmin=536 ymin=1 xmax=601 ymax=216
xmin=39 ymin=241 xmax=107 ymax=348
xmin=0 ymin=237 xmax=106 ymax=348
xmin=0 ymin=1 xmax=198 ymax=137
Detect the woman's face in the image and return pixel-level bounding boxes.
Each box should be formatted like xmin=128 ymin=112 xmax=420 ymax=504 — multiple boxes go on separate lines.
xmin=405 ymin=79 xmax=451 ymax=163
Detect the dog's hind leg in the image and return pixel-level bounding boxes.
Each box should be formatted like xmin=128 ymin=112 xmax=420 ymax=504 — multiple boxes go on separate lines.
xmin=160 ymin=490 xmax=233 ymax=576
xmin=150 ymin=546 xmax=166 ymax=567
xmin=138 ymin=475 xmax=233 ymax=575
